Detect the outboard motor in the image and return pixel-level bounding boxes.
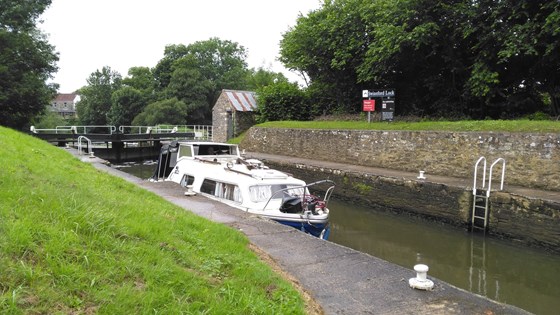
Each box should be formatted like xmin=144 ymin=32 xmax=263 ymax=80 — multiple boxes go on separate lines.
xmin=151 ymin=141 xmax=180 ymax=180
xmin=280 ymin=196 xmax=303 ymax=214
xmin=307 ymin=201 xmax=318 ymax=215
xmin=304 ymin=195 xmax=323 ymax=215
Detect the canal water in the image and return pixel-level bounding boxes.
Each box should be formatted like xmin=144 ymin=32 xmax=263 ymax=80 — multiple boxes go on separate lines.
xmin=116 ymin=161 xmax=560 ymax=315
xmin=328 ymin=199 xmax=560 ymax=315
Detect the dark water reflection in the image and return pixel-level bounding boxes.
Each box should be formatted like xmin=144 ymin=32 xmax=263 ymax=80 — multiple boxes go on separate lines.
xmin=116 ymin=162 xmax=560 ymax=314
xmin=328 ymin=199 xmax=560 ymax=315
xmin=112 ymin=161 xmax=157 ymax=179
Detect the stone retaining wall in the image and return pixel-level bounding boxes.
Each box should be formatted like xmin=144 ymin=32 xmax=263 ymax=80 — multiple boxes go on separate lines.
xmin=241 ymin=128 xmax=560 ymax=191
xmin=264 ymin=160 xmax=560 ymax=253
xmin=241 ymin=127 xmax=560 ymax=252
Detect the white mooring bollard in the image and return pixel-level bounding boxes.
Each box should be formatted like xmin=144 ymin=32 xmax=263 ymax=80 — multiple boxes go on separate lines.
xmin=409 ymin=264 xmax=434 ymax=290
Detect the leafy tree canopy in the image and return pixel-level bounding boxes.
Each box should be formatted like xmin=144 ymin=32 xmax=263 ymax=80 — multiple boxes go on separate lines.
xmin=123 ymin=67 xmax=156 ymax=96
xmin=0 ymin=0 xmax=58 ymax=129
xmin=247 ymin=67 xmax=289 ymax=91
xmin=132 ymin=98 xmax=188 ymax=126
xmin=158 ymin=38 xmax=251 ymax=124
xmin=280 ymin=0 xmax=367 ymax=114
xmin=108 ymin=86 xmax=145 ymax=126
xmin=280 ymin=0 xmax=560 ymax=119
xmin=76 ymin=66 xmax=122 ymax=125
xmin=76 ymin=36 xmax=304 ymax=127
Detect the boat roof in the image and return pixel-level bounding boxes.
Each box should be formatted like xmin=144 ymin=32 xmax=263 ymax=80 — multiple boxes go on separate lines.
xmin=177 ymin=141 xmax=236 ymax=146
xmin=171 ymin=141 xmax=305 ymax=185
xmin=180 ymin=157 xmax=305 ymax=186
xmin=218 ymin=168 xmax=306 ymax=186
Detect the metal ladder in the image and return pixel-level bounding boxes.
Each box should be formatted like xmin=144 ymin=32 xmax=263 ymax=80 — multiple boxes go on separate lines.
xmin=469 ymin=235 xmax=487 ymax=296
xmin=471 ymin=157 xmax=506 ymax=231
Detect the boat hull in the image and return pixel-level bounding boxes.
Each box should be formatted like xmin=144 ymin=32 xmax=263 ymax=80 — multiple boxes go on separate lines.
xmin=273 ymin=219 xmax=330 ymax=240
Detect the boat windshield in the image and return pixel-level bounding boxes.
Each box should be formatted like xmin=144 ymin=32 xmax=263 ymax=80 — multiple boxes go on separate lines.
xmin=248 ymin=184 xmax=305 ymax=203
xmin=194 ymin=144 xmax=238 ymax=156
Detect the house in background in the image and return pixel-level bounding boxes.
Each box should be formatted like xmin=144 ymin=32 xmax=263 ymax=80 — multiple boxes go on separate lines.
xmin=212 ymin=89 xmax=257 ymax=142
xmin=50 ymin=93 xmax=80 ymax=119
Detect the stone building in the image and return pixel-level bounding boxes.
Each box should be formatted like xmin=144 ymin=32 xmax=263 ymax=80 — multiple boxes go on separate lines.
xmin=212 ymin=89 xmax=257 ymax=142
xmin=50 ymin=93 xmax=80 ymax=119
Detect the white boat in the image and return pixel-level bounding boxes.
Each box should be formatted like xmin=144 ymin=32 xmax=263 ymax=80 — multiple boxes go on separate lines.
xmin=151 ymin=141 xmax=335 ymax=239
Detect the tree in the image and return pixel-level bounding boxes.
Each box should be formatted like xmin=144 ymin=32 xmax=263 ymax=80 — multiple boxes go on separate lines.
xmin=152 ymin=44 xmax=190 ymax=92
xmin=76 ymin=66 xmax=122 ymax=125
xmin=106 ymin=66 xmax=156 ymax=126
xmin=131 ymin=98 xmax=187 ymax=126
xmin=166 ymin=55 xmax=215 ymax=124
xmin=256 ymin=81 xmax=311 ymax=122
xmin=31 ymin=110 xmax=67 ymax=129
xmin=280 ymin=0 xmax=560 ymax=119
xmin=0 ymin=0 xmax=58 ymax=129
xmin=107 ymin=87 xmax=145 ymax=126
xmin=280 ymin=0 xmax=368 ymax=115
xmin=466 ymin=0 xmax=560 ymax=117
xmin=359 ymin=0 xmax=477 ymax=117
xmin=246 ymin=67 xmax=289 ymax=90
xmin=155 ymin=38 xmax=250 ymax=124
xmin=122 ymin=66 xmax=156 ymax=102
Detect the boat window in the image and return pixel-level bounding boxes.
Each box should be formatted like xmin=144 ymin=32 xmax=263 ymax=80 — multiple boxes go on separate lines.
xmin=216 ymin=182 xmax=242 ymax=202
xmin=178 ymin=145 xmax=193 ymax=158
xmin=180 ymin=174 xmax=195 ymax=187
xmin=215 ymin=145 xmax=236 ymax=155
xmin=197 ymin=145 xmax=216 ymax=155
xmin=200 ymin=179 xmax=242 ymax=203
xmin=200 ymin=179 xmax=216 ymax=194
xmin=195 ymin=144 xmax=236 ymax=156
xmin=248 ymin=185 xmax=305 ymax=202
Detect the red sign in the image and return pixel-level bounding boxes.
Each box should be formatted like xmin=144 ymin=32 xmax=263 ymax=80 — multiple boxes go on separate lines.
xmin=363 ymin=99 xmax=375 ymax=111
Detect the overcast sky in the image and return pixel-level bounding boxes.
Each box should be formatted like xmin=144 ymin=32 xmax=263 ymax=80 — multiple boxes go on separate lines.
xmin=39 ymin=0 xmax=321 ymax=93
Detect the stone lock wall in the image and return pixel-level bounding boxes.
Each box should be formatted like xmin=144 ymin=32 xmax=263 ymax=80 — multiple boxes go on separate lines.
xmin=241 ymin=127 xmax=560 ymax=251
xmin=264 ymin=160 xmax=560 ymax=252
xmin=241 ymin=128 xmax=560 ymax=191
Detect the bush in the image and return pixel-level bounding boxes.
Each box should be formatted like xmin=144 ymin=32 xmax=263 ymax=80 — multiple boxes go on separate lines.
xmin=524 ymin=111 xmax=551 ymax=121
xmin=256 ymin=82 xmax=311 ymax=122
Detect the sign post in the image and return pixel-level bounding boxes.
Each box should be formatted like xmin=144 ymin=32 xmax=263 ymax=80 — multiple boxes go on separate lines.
xmin=362 ymin=89 xmax=396 ymax=122
xmin=362 ymin=99 xmax=375 ymax=123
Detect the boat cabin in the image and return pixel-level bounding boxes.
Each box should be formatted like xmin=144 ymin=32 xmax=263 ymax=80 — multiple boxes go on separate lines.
xmin=152 ymin=141 xmax=240 ymax=180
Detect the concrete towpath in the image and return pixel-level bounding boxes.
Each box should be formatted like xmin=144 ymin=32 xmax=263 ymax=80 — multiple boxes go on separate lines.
xmin=76 ymin=152 xmax=530 ymax=314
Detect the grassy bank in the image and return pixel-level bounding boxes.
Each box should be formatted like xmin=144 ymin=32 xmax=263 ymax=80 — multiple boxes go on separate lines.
xmin=257 ymin=119 xmax=560 ymax=133
xmin=0 ymin=127 xmax=307 ymax=314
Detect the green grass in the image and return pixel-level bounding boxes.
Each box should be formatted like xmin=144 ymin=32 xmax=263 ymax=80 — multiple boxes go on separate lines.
xmin=0 ymin=127 xmax=307 ymax=314
xmin=257 ymin=119 xmax=560 ymax=133
xmin=227 ymin=131 xmax=246 ymax=145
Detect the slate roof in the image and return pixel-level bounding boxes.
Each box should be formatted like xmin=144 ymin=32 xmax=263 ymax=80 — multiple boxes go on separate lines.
xmin=223 ymin=90 xmax=257 ymax=112
xmin=54 ymin=93 xmax=79 ymax=102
